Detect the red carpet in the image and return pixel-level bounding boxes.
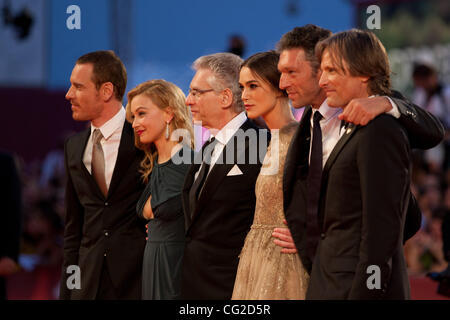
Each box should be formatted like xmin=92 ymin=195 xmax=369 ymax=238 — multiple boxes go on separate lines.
xmin=6 ymin=266 xmax=450 ymax=300
xmin=409 ymin=275 xmax=450 ymax=300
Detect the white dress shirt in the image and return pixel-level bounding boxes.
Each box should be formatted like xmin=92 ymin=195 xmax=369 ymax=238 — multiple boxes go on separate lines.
xmin=209 ymin=111 xmax=247 ymax=169
xmin=310 ymin=101 xmax=342 ymax=167
xmin=311 ymin=97 xmax=401 ymax=167
xmin=195 ymin=111 xmax=247 ymax=180
xmin=83 ymin=107 xmax=125 ymax=189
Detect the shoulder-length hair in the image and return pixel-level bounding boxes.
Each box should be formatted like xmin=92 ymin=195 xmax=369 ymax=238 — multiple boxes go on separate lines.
xmin=126 ymin=79 xmax=193 ymax=183
xmin=315 ymin=29 xmax=391 ymax=96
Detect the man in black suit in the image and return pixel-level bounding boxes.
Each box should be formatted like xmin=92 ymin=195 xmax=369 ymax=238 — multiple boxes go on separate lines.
xmin=303 ymin=29 xmax=414 ymax=299
xmin=276 ymin=25 xmax=444 ymax=273
xmin=60 ymin=51 xmax=146 ymax=300
xmin=181 ymin=53 xmax=269 ymax=299
xmin=0 ymin=151 xmax=21 ymax=300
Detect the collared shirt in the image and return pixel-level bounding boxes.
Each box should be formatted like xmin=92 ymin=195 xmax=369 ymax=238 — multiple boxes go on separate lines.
xmin=209 ymin=111 xmax=247 ymax=170
xmin=310 ymin=101 xmax=342 ymax=167
xmin=311 ymin=97 xmax=400 ymax=167
xmin=83 ymin=107 xmax=126 ymax=189
xmin=194 ymin=111 xmax=247 ymax=180
xmin=386 ymin=97 xmax=401 ymax=119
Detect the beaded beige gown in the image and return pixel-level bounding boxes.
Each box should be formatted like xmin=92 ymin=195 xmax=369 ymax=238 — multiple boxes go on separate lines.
xmin=232 ymin=121 xmax=309 ymax=300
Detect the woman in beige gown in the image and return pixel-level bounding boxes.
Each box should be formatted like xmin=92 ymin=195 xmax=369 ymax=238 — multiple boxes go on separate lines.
xmin=232 ymin=51 xmax=309 ymax=300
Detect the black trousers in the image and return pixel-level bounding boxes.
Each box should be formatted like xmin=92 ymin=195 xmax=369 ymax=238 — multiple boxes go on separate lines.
xmin=95 ymin=259 xmax=117 ymax=300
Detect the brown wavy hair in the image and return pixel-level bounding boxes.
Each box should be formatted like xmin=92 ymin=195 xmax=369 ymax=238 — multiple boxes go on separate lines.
xmin=315 ymin=29 xmax=391 ymax=96
xmin=126 ymin=79 xmax=193 ymax=183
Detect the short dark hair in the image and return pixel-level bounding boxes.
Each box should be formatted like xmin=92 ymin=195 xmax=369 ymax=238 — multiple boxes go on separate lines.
xmin=277 ymin=24 xmax=332 ymax=72
xmin=315 ymin=29 xmax=391 ymax=96
xmin=241 ymin=51 xmax=287 ymax=97
xmin=76 ymin=50 xmax=127 ymax=101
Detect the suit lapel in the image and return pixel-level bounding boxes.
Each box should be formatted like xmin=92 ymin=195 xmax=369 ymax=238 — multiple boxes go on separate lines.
xmin=188 ymin=119 xmax=252 ymax=228
xmin=322 ymin=123 xmax=359 ymax=175
xmin=318 ymin=123 xmax=359 ymax=228
xmin=107 ymin=121 xmax=135 ymax=198
xmin=182 ymin=157 xmax=201 ymax=230
xmin=193 ymin=156 xmax=235 ymax=219
xmin=77 ymin=128 xmax=91 ymax=175
xmin=283 ymin=106 xmax=312 ymax=201
xmin=75 ymin=128 xmax=106 ymax=198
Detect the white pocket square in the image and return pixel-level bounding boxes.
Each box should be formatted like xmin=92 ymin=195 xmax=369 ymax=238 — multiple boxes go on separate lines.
xmin=227 ymin=164 xmax=243 ymax=176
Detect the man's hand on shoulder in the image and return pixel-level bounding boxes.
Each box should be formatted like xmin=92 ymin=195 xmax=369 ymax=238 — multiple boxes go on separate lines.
xmin=339 ymin=96 xmax=392 ymax=126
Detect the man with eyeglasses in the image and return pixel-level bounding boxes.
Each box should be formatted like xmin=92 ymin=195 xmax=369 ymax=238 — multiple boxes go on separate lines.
xmin=181 ymin=52 xmax=270 ymax=299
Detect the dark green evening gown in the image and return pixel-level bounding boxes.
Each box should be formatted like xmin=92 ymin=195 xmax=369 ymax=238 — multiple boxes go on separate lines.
xmin=136 ymin=146 xmax=193 ymax=300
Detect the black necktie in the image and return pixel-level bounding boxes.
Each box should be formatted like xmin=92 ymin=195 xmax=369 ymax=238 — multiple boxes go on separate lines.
xmin=189 ymin=138 xmax=217 ymax=217
xmin=306 ymin=111 xmax=323 ymax=262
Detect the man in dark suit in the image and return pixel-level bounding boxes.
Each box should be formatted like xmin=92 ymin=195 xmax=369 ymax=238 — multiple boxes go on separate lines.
xmin=60 ymin=51 xmax=146 ymax=300
xmin=303 ymin=29 xmax=415 ymax=299
xmin=0 ymin=151 xmax=22 ymax=300
xmin=276 ymin=25 xmax=444 ymax=276
xmin=181 ymin=53 xmax=269 ymax=299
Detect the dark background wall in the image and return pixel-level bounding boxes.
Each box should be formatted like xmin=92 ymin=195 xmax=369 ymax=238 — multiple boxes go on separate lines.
xmin=0 ymin=88 xmax=86 ymax=163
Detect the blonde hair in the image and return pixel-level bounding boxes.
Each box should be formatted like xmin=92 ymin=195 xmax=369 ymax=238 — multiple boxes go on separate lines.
xmin=126 ymin=79 xmax=194 ymax=183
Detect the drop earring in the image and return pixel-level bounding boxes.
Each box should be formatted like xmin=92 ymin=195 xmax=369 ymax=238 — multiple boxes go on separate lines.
xmin=165 ymin=121 xmax=170 ymax=140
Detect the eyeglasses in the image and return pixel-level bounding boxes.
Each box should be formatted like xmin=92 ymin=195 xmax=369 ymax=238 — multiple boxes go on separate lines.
xmin=188 ymin=88 xmax=214 ymax=99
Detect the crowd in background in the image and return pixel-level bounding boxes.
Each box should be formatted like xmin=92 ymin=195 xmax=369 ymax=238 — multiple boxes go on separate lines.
xmin=3 ymin=63 xmax=450 ymax=300
xmin=405 ymin=63 xmax=450 ymax=278
xmin=7 ymin=141 xmax=65 ymax=299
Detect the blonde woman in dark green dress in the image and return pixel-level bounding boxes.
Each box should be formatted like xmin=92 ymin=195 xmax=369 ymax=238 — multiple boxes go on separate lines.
xmin=126 ymin=80 xmax=194 ymax=299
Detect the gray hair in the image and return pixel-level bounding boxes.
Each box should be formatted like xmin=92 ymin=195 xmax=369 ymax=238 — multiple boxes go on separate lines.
xmin=192 ymin=52 xmax=244 ymax=113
